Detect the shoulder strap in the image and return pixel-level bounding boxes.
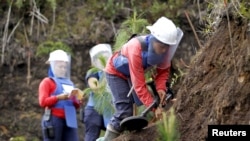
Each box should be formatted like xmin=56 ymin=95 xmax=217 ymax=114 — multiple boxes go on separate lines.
xmin=136 ymin=36 xmax=148 ymax=51
xmin=127 ymin=34 xmax=148 ymax=51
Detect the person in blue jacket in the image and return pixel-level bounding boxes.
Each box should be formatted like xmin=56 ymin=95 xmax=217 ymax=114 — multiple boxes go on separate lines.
xmin=82 ymin=44 xmax=113 ymax=141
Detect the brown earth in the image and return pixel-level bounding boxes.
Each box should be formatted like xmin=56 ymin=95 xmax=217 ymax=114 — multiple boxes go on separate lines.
xmin=1 ymin=1 xmax=250 ymax=141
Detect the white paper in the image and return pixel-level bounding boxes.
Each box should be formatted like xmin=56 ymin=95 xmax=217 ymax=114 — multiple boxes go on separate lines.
xmin=62 ymin=84 xmax=74 ymax=94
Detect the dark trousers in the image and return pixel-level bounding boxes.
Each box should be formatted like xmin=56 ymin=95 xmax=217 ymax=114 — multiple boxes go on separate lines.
xmin=83 ymin=106 xmax=105 ymax=141
xmin=106 ymin=73 xmax=134 ymax=132
xmin=41 ymin=115 xmax=79 ymax=141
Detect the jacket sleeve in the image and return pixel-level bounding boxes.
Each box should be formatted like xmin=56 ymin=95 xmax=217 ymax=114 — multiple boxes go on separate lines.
xmin=38 ymin=77 xmax=58 ymax=108
xmin=154 ymin=67 xmax=170 ymax=91
xmin=122 ymin=39 xmax=154 ymax=107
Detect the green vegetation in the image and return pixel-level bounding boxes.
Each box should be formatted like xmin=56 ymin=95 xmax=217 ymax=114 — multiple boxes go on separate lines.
xmin=157 ymin=108 xmax=180 ymax=141
xmin=36 ymin=41 xmax=72 ymax=57
xmin=170 ymin=68 xmax=185 ymax=88
xmin=113 ymin=11 xmax=149 ymax=51
xmin=234 ymin=0 xmax=250 ymax=19
xmin=202 ymin=0 xmax=250 ymax=38
xmin=82 ymin=56 xmax=115 ymax=116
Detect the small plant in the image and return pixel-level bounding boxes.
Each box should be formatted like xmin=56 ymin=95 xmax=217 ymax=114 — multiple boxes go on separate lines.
xmin=170 ymin=68 xmax=185 ymax=88
xmin=157 ymin=107 xmax=180 ymax=141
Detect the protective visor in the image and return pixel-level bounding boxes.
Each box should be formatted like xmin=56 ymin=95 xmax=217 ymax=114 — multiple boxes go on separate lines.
xmin=49 ymin=58 xmax=71 ymax=79
xmin=148 ymin=27 xmax=183 ymax=69
xmin=89 ymin=44 xmax=112 ymax=70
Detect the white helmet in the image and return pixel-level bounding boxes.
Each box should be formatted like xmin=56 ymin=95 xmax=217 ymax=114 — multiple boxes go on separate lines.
xmin=146 ymin=17 xmax=177 ymax=45
xmin=46 ymin=49 xmax=69 ymax=63
xmin=89 ymin=44 xmax=112 ymax=69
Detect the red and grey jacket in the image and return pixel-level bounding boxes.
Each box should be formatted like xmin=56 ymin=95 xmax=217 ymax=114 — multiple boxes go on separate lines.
xmin=104 ymin=35 xmax=170 ymax=107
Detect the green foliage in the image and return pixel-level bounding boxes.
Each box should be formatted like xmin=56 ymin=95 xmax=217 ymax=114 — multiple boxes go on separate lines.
xmin=203 ymin=0 xmax=250 ymax=38
xmin=9 ymin=136 xmax=26 ymax=141
xmin=86 ymin=0 xmax=124 ymax=20
xmin=83 ymin=57 xmax=115 ymax=116
xmin=148 ymin=0 xmax=183 ymax=24
xmin=99 ymin=55 xmax=109 ymax=68
xmin=170 ymin=68 xmax=185 ymax=88
xmin=14 ymin=0 xmax=45 ymax=9
xmin=238 ymin=1 xmax=250 ymax=19
xmin=113 ymin=11 xmax=149 ymax=52
xmin=104 ymin=0 xmax=124 ymax=19
xmin=36 ymin=41 xmax=72 ymax=57
xmin=150 ymin=1 xmax=169 ymax=17
xmin=157 ymin=108 xmax=180 ymax=141
xmin=14 ymin=0 xmax=23 ymax=9
xmin=92 ymin=85 xmax=115 ymax=117
xmin=47 ymin=0 xmax=57 ymax=10
xmin=84 ymin=69 xmax=115 ymax=115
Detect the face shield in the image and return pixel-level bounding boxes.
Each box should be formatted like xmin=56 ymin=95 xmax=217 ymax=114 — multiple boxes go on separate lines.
xmin=46 ymin=50 xmax=71 ymax=79
xmin=89 ymin=44 xmax=112 ymax=70
xmin=49 ymin=60 xmax=71 ymax=79
xmin=147 ymin=36 xmax=169 ymax=67
xmin=148 ymin=27 xmax=184 ymax=69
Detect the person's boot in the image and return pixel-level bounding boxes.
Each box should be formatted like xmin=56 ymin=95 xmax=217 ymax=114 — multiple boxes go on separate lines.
xmin=96 ymin=124 xmax=120 ymax=141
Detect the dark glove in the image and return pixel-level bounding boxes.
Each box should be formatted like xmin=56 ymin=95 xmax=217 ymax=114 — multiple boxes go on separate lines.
xmin=165 ymin=88 xmax=174 ymax=102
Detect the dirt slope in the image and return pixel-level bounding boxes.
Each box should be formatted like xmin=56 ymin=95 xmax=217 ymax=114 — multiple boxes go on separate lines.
xmin=175 ymin=17 xmax=250 ymax=141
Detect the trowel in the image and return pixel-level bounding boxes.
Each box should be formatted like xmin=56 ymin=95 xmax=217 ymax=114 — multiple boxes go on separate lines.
xmin=120 ymin=81 xmax=160 ymax=131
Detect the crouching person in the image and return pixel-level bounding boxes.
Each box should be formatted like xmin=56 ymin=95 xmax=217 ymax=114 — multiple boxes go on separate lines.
xmin=97 ymin=16 xmax=183 ymax=141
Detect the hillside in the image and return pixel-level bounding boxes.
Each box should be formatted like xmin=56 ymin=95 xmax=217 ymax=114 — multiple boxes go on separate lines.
xmin=0 ymin=1 xmax=249 ymax=141
xmin=176 ymin=16 xmax=250 ymax=141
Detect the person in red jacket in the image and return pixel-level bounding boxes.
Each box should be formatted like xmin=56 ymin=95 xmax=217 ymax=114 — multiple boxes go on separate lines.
xmin=38 ymin=49 xmax=81 ymax=141
xmin=98 ymin=16 xmax=184 ymax=141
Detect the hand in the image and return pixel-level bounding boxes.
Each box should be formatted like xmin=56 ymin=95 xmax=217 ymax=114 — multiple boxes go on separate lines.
xmin=57 ymin=93 xmax=69 ymax=100
xmin=70 ymin=88 xmax=84 ymax=100
xmin=77 ymin=95 xmax=86 ymax=105
xmin=157 ymin=90 xmax=166 ymax=107
xmin=88 ymin=77 xmax=99 ymax=89
xmin=155 ymin=107 xmax=163 ymax=120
